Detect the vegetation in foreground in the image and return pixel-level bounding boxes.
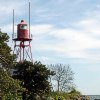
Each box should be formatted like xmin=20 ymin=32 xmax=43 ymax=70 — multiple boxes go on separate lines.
xmin=0 ymin=31 xmax=90 ymax=100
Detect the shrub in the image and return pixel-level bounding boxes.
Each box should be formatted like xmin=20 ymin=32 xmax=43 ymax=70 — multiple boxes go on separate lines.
xmin=55 ymin=95 xmax=65 ymax=100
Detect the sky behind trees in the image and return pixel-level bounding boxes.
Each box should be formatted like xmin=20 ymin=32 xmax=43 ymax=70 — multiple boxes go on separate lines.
xmin=1 ymin=0 xmax=100 ymax=95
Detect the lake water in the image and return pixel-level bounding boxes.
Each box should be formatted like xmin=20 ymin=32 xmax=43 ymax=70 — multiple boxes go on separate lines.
xmin=87 ymin=95 xmax=100 ymax=100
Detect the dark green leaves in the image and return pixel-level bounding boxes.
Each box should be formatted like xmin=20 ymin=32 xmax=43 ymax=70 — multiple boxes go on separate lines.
xmin=13 ymin=61 xmax=54 ymax=97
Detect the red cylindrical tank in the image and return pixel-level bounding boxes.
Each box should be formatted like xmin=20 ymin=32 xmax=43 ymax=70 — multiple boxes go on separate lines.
xmin=17 ymin=20 xmax=28 ymax=39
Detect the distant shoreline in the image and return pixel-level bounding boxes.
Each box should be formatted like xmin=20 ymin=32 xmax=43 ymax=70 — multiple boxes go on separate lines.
xmin=86 ymin=95 xmax=100 ymax=100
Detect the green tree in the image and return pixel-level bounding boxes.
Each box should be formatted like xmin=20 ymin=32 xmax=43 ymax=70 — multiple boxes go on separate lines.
xmin=13 ymin=61 xmax=54 ymax=99
xmin=69 ymin=88 xmax=81 ymax=100
xmin=0 ymin=31 xmax=15 ymax=72
xmin=0 ymin=67 xmax=24 ymax=100
xmin=0 ymin=31 xmax=23 ymax=99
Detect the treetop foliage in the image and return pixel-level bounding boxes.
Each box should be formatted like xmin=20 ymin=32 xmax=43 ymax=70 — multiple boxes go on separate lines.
xmin=13 ymin=61 xmax=55 ymax=97
xmin=0 ymin=31 xmax=23 ymax=97
xmin=0 ymin=31 xmax=15 ymax=70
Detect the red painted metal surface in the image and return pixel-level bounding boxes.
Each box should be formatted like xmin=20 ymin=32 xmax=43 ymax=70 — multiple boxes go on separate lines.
xmin=17 ymin=20 xmax=28 ymax=39
xmin=13 ymin=20 xmax=33 ymax=63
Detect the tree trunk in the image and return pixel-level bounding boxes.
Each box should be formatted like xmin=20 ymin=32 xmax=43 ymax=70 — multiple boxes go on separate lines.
xmin=58 ymin=80 xmax=59 ymax=92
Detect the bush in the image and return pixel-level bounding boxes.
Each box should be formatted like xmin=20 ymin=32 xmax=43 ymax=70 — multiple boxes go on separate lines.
xmin=55 ymin=95 xmax=65 ymax=100
xmin=47 ymin=96 xmax=54 ymax=100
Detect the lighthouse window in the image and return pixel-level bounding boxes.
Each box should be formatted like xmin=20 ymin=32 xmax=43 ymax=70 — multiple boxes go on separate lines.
xmin=20 ymin=25 xmax=27 ymax=29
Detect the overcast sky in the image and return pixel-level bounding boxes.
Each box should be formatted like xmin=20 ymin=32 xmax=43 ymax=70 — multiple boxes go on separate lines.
xmin=1 ymin=0 xmax=100 ymax=95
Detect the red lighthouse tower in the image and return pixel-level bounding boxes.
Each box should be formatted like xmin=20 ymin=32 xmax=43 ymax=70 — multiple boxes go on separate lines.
xmin=12 ymin=2 xmax=33 ymax=63
xmin=13 ymin=19 xmax=32 ymax=62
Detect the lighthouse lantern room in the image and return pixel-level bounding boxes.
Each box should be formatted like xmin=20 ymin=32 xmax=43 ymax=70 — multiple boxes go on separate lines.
xmin=17 ymin=20 xmax=28 ymax=39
